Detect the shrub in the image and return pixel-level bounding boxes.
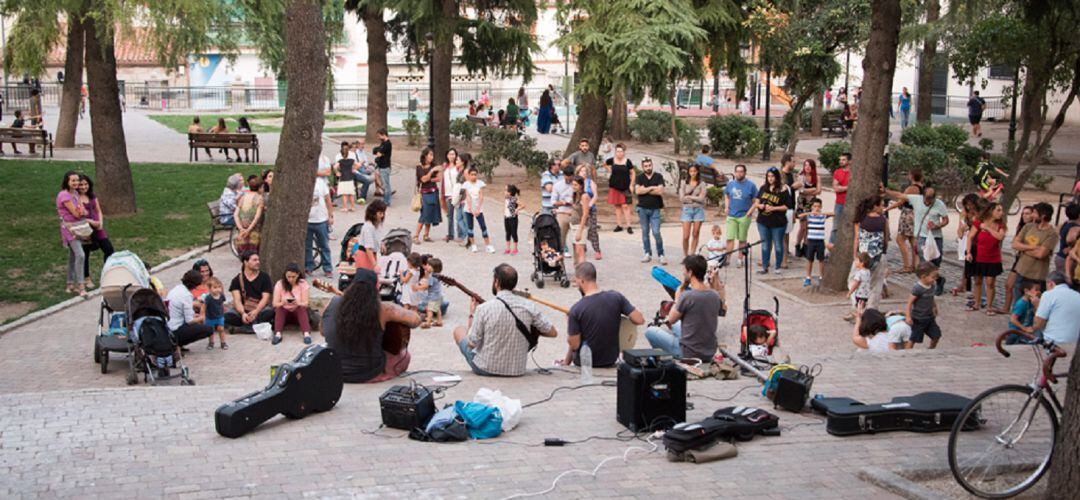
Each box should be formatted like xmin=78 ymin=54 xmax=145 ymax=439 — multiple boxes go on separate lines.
xmin=816 ymin=141 xmax=851 ymax=172
xmin=978 ymin=137 xmax=994 ymax=152
xmin=707 ymin=115 xmax=761 ymax=158
xmin=629 ymin=110 xmax=674 ymax=143
xmin=473 ymin=127 xmax=548 ymax=181
xmin=402 ymin=117 xmax=422 ymax=146
xmin=887 ymin=144 xmax=949 ymax=184
xmin=899 ymin=122 xmax=968 ymax=151
xmin=797 ymin=107 xmax=844 ymax=129
xmin=740 ymin=125 xmax=765 ymax=157
xmin=706 ymin=186 xmax=725 ymax=206
xmin=449 ymin=117 xmax=477 ymax=146
xmin=1028 ymin=173 xmax=1053 ymax=191
xmin=775 ymin=121 xmax=795 ymax=150
xmin=675 ymin=121 xmax=702 ymax=155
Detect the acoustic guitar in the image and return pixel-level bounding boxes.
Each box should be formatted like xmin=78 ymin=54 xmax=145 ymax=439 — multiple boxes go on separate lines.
xmin=311 ymin=279 xmax=411 ymax=355
xmin=510 ymin=289 xmax=641 ymax=352
xmin=432 ymin=273 xmax=543 ymax=350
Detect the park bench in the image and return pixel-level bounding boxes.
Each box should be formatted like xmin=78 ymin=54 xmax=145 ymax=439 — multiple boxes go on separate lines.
xmin=206 ymin=200 xmax=236 ymax=253
xmin=0 ymin=127 xmax=53 ymax=158
xmin=823 ymin=117 xmax=848 ymax=139
xmin=188 ymin=133 xmax=260 ymax=162
xmin=676 ymin=160 xmax=730 ymax=195
xmin=466 ymin=115 xmax=488 ymax=128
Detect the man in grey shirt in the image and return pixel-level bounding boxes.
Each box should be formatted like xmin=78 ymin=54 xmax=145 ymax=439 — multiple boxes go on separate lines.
xmin=645 ymin=255 xmax=727 ymax=360
xmin=566 ymin=138 xmax=596 ymax=172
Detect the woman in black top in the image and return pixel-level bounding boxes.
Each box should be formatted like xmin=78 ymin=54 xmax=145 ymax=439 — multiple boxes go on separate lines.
xmin=604 ymin=144 xmax=635 ymax=234
xmin=753 ymin=167 xmax=791 ymax=274
xmin=414 ymin=148 xmax=442 ymax=243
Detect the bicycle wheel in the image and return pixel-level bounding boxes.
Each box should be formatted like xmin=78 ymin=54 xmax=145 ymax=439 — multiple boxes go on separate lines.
xmin=948 ymin=384 xmax=1058 ymax=498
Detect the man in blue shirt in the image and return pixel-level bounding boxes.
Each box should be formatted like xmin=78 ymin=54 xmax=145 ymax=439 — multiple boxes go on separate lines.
xmin=724 ymin=164 xmax=758 ymax=268
xmin=540 ymin=160 xmax=560 ymax=214
xmin=695 ymin=145 xmax=714 ymax=168
xmin=1034 ymin=272 xmax=1080 ymax=347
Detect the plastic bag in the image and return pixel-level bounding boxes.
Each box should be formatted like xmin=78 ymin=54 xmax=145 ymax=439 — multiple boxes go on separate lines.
xmin=454 ymin=401 xmax=503 ymax=439
xmin=922 ymin=236 xmax=941 ymax=261
xmin=956 ymin=234 xmax=967 ymax=261
xmin=473 ymin=388 xmax=522 ymax=431
xmin=253 ymin=322 xmax=272 ymax=341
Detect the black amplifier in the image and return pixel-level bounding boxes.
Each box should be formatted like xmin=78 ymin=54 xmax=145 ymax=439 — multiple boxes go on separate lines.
xmin=617 ymin=360 xmax=686 ymax=432
xmin=379 ymin=385 xmax=435 ymax=430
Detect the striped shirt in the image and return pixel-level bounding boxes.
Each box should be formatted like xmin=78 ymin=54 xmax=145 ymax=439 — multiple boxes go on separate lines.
xmin=540 ymin=171 xmax=558 ymax=212
xmin=807 ymin=213 xmax=828 ymax=241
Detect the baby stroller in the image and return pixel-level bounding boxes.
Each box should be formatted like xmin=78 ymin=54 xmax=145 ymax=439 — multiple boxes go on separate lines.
xmin=530 ymin=213 xmax=569 ymax=288
xmin=125 ymin=287 xmax=194 ymax=386
xmin=740 ymin=298 xmax=780 ymax=367
xmin=377 ymin=228 xmax=413 ymax=302
xmin=95 ymin=251 xmax=150 ymax=375
xmin=337 ymin=222 xmax=369 ymax=290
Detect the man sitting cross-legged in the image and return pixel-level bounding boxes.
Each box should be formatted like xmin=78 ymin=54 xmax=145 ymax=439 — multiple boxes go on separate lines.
xmin=558 ymin=262 xmax=645 ymax=367
xmin=225 ymin=251 xmax=275 ymax=332
xmin=452 ymin=264 xmax=558 ymax=376
xmin=645 ymin=255 xmax=727 ymax=361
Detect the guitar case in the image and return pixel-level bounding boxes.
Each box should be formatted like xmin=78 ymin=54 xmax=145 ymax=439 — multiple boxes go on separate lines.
xmin=810 ymin=392 xmax=980 ymax=436
xmin=215 ymin=345 xmax=344 ymax=438
xmin=663 ymin=407 xmax=780 ymax=453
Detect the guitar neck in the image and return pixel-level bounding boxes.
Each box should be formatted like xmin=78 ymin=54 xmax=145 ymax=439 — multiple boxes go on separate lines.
xmin=512 ymin=290 xmax=570 ymax=314
xmin=433 ymin=274 xmax=486 ymax=304
xmin=311 ymin=279 xmax=344 ymax=297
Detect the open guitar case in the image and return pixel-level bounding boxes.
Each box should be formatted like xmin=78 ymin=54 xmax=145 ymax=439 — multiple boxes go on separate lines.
xmin=810 ymin=392 xmax=981 ymax=436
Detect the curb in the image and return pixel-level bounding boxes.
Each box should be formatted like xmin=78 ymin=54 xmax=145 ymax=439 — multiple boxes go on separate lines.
xmin=0 ymin=238 xmax=230 ymax=337
xmin=857 ymin=467 xmax=950 ymax=500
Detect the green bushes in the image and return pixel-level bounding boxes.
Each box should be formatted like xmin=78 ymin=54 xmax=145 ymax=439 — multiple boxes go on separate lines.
xmin=629 ymin=110 xmax=673 ymax=143
xmin=472 ymin=127 xmax=548 ymax=181
xmin=402 ymin=116 xmax=422 ymax=146
xmin=816 ymin=141 xmax=851 ymax=172
xmin=706 ymin=115 xmax=765 ymax=158
xmin=899 ymin=123 xmax=968 ymax=151
xmin=449 ymin=117 xmax=477 ymax=146
xmin=887 ymin=123 xmax=1003 ymax=200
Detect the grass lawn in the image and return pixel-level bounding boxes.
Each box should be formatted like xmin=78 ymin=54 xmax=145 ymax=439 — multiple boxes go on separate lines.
xmin=148 ymin=112 xmax=380 ymax=134
xmin=0 ymin=160 xmax=263 ymax=322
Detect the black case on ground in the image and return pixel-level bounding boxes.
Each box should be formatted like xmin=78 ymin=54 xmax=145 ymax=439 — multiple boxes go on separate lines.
xmin=810 ymin=392 xmax=979 ymax=436
xmin=772 ymin=370 xmax=814 ymax=412
xmin=215 ymin=345 xmax=344 ymax=438
xmin=379 ymin=385 xmax=436 ymax=430
xmin=663 ymin=407 xmax=780 ymax=452
xmin=617 ymin=360 xmax=686 ymax=432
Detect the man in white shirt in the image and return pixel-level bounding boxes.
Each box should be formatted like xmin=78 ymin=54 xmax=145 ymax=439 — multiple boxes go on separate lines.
xmin=551 ymin=166 xmax=575 ymax=256
xmin=350 ymin=140 xmax=377 ymax=201
xmin=166 ymin=269 xmax=214 ymax=347
xmin=306 ymin=180 xmax=334 ymax=276
xmin=1034 ymin=272 xmax=1080 ymax=346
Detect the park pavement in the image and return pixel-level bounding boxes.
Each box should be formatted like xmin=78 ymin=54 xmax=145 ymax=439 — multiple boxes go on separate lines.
xmin=0 ymin=155 xmax=1040 ymax=498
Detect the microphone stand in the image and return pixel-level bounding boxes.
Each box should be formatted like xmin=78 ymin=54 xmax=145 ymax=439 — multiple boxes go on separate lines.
xmin=706 ymin=240 xmax=766 ymax=358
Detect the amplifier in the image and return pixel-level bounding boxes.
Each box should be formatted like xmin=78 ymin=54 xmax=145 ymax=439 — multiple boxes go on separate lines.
xmin=616 ymin=360 xmax=686 ymax=432
xmin=772 ymin=369 xmax=814 ymax=412
xmin=622 ymin=348 xmax=672 ymax=368
xmin=379 ymin=385 xmax=435 ymax=430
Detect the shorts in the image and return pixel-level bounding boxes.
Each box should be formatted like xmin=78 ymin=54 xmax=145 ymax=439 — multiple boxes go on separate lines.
xmin=898 ymin=208 xmax=915 ymax=237
xmin=427 ymin=300 xmax=442 ymax=313
xmin=205 ymin=317 xmax=224 ymax=329
xmin=785 ymin=210 xmax=795 ymax=234
xmin=571 ymin=225 xmax=585 ymax=245
xmin=888 ymin=319 xmax=912 ymax=344
xmin=909 ymin=317 xmax=941 ymax=343
xmin=337 ymin=180 xmax=356 ymax=196
xmin=607 ymin=188 xmax=629 ymax=205
xmin=972 ymin=262 xmax=1003 ymax=277
xmin=805 ymin=239 xmax=826 ymax=262
xmin=681 ymin=206 xmax=705 ymax=222
xmin=725 ymin=215 xmax=751 ymax=242
xmin=969 ymin=114 xmax=982 ymax=125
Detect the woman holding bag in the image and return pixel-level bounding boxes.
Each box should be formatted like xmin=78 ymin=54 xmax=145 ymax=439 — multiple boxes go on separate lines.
xmin=57 ymin=171 xmax=90 ymax=298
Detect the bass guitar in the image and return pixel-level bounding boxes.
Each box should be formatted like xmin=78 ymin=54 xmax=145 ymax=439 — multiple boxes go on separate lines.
xmin=510 ymin=289 xmax=640 ymax=352
xmin=311 ymin=279 xmax=412 ymax=355
xmin=433 ymin=273 xmax=542 ymax=350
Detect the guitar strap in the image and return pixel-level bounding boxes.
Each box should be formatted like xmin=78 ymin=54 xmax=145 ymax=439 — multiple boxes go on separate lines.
xmin=496 ymin=298 xmax=538 ymax=351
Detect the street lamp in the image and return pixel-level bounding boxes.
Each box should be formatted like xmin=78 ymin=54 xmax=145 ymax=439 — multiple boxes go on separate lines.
xmin=426 ymin=32 xmax=435 ymax=151
xmin=762 ymin=65 xmax=772 ymax=161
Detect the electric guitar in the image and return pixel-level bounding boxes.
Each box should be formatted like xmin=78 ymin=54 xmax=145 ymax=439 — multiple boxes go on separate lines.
xmin=510 ymin=289 xmax=641 ymax=352
xmin=432 ymin=273 xmax=543 ymax=350
xmin=311 ymin=279 xmax=412 ymax=355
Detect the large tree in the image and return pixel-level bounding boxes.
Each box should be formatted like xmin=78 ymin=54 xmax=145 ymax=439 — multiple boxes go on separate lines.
xmin=83 ymin=16 xmax=136 ymax=215
xmin=822 ymin=0 xmax=901 ymax=291
xmin=1049 ymin=345 xmax=1080 ymax=495
xmin=346 ymin=0 xmax=391 ymax=144
xmin=56 ymin=10 xmax=85 ymax=148
xmin=259 ymin=0 xmax=329 ymax=279
xmin=914 ymin=0 xmax=940 ymax=124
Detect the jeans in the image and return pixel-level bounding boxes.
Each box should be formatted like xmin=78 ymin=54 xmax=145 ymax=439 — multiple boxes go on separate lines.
xmin=224 ymin=308 xmax=276 ymax=329
xmin=306 ymin=221 xmax=332 ymax=273
xmin=355 ymin=172 xmax=375 ymax=200
xmin=455 ymin=203 xmax=469 ymax=241
xmin=465 ymin=212 xmax=489 ymax=239
xmin=67 ymin=239 xmax=85 ymax=285
xmin=757 ymin=223 xmax=786 ymax=270
xmin=637 ymin=207 xmax=664 ymax=256
xmin=918 ymin=236 xmax=946 ymax=294
xmin=900 ymin=108 xmax=910 ymax=129
xmin=172 ymin=322 xmax=214 ymax=347
xmin=457 ymin=338 xmax=497 ymax=376
xmin=444 ymin=198 xmax=457 ymax=240
xmin=378 ymin=168 xmax=392 ymax=205
xmin=830 ymin=203 xmax=845 ymax=244
xmin=645 ymin=323 xmax=682 ymax=357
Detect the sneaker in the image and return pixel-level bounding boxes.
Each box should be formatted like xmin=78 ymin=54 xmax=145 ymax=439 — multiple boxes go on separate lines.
xmin=358 ymin=198 xmax=366 ymax=205
xmin=206 ymin=343 xmax=214 ymax=350
xmin=614 ymin=226 xmax=624 ymax=233
xmin=757 ymin=269 xmax=769 ymax=275
xmin=504 ymin=248 xmax=511 ymax=255
xmin=774 ymin=268 xmax=783 ymax=275
xmin=470 ymin=245 xmax=479 ymax=253
xmin=641 ymin=254 xmax=652 ymax=263
xmin=486 ymin=245 xmax=496 ymax=254
xmin=627 ymin=227 xmax=634 ymax=235
xmin=803 ymin=277 xmax=811 ymax=287
xmin=594 ymin=252 xmax=602 ymax=260
xmin=221 ymin=342 xmax=229 ymax=350
xmin=659 ymin=255 xmax=668 ymax=265
xmin=303 ymin=335 xmax=312 ymax=345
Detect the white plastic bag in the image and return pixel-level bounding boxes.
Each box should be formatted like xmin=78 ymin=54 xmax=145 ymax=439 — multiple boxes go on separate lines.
xmin=253 ymin=322 xmax=272 ymax=341
xmin=956 ymin=235 xmax=967 ymax=261
xmin=922 ymin=236 xmax=941 ymax=262
xmin=474 ymin=388 xmax=522 ymax=432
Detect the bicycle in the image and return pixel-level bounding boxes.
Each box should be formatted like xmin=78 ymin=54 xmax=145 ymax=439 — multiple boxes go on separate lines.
xmin=952 ymin=191 xmax=1022 ymax=216
xmin=947 ymin=330 xmax=1068 ymax=498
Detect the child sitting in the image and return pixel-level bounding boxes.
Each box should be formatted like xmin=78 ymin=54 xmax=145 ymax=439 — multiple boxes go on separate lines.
xmin=422 ymin=258 xmax=444 ymax=328
xmin=746 ymin=324 xmax=774 ymax=359
xmin=539 ymin=241 xmax=562 ymax=268
xmin=201 ymin=277 xmax=228 ymax=350
xmin=704 ymin=224 xmax=727 ymax=270
xmin=845 ymin=252 xmax=872 ymax=322
xmin=1006 ymin=281 xmax=1041 ymax=344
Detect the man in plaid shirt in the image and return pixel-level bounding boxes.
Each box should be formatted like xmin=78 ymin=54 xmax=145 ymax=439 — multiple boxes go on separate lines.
xmin=452 ymin=264 xmax=558 ymax=376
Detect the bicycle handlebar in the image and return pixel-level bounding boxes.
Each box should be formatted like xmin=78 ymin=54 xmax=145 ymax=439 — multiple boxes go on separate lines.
xmin=995 ymin=330 xmax=1068 ymax=384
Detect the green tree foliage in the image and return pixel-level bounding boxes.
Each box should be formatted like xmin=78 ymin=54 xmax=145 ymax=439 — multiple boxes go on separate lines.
xmin=236 ymin=0 xmax=345 ymax=79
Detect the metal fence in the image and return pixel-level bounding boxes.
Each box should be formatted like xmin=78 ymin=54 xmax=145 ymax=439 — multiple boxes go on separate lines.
xmin=890 ymin=92 xmax=1006 ymax=121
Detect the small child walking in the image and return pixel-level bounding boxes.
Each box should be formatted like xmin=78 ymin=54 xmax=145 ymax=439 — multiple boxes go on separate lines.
xmin=906 ymin=262 xmax=942 ymax=349
xmin=201 ymin=277 xmax=228 ymax=350
xmin=463 ymin=167 xmax=496 ymax=253
xmin=423 ymin=258 xmax=444 ymax=328
xmin=400 ymin=252 xmax=422 ymax=311
xmin=504 ymin=184 xmax=523 ymax=255
xmin=845 ymin=252 xmax=872 ymax=321
xmin=797 ymin=198 xmax=832 ymax=287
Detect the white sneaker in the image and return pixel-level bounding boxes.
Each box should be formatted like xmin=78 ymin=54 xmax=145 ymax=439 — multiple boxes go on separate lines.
xmin=485 ymin=245 xmax=496 ymax=254
xmin=659 ymin=255 xmax=668 ymax=265
xmin=641 ymin=254 xmax=652 ymax=263
xmin=735 ymin=259 xmax=743 ymax=268
xmin=470 ymin=245 xmax=478 ymax=253
xmin=774 ymin=268 xmax=783 ymax=275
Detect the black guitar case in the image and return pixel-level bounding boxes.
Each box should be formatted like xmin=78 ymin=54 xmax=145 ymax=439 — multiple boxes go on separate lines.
xmin=810 ymin=392 xmax=980 ymax=436
xmin=663 ymin=407 xmax=781 ymax=453
xmin=215 ymin=345 xmax=344 ymax=438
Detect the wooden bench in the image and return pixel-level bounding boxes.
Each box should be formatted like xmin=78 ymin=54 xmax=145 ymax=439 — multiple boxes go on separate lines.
xmin=466 ymin=115 xmax=488 ymax=128
xmin=676 ymin=160 xmax=730 ymax=194
xmin=0 ymin=127 xmax=53 ymax=158
xmin=189 ymin=133 xmax=260 ymax=162
xmin=206 ymin=200 xmax=236 ymax=253
xmin=823 ymin=117 xmax=849 ymax=139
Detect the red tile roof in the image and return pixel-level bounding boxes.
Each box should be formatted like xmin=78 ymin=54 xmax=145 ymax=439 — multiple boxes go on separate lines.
xmin=46 ymin=27 xmax=173 ymax=67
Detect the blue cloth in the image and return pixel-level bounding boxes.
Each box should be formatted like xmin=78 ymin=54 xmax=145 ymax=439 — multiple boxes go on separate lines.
xmin=651 ymin=266 xmax=682 ymax=293
xmin=757 ymin=223 xmax=786 ymax=270
xmin=455 ymin=204 xmax=469 ymax=241
xmin=457 ymin=337 xmax=496 ymax=376
xmin=205 ymin=317 xmax=224 ymax=328
xmin=1035 ymin=285 xmax=1080 ymax=345
xmin=695 ymin=154 xmax=714 ymax=168
xmin=681 ymin=206 xmax=705 ymax=222
xmin=454 ymin=401 xmax=503 ymax=439
xmin=637 ymin=207 xmax=664 ymax=257
xmin=305 ymin=221 xmax=332 ymax=273
xmin=465 ymin=212 xmax=489 ymax=239
xmin=724 ymin=179 xmax=758 ymax=217
xmin=445 ymin=202 xmax=457 ymax=240
xmin=537 ymin=104 xmax=553 ymax=134
xmin=540 ymin=171 xmax=558 ymax=212
xmin=418 ymin=192 xmax=442 ymax=224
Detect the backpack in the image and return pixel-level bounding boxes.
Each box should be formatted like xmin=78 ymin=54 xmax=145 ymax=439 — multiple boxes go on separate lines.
xmin=662 ymin=407 xmax=780 ymax=453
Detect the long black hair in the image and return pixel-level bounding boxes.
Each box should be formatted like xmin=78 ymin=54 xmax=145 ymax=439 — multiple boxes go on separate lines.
xmin=78 ymin=173 xmax=97 ymax=200
xmin=853 ymin=195 xmax=883 ymax=224
xmin=335 ymin=275 xmax=382 ymax=351
xmin=281 ymin=262 xmax=304 ymax=293
xmin=61 ymin=170 xmax=80 ymax=191
xmin=858 ymin=309 xmax=888 ymax=338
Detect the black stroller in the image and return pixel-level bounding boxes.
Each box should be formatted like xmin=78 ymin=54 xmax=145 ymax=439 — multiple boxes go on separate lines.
xmin=530 ymin=213 xmax=570 ymax=288
xmin=124 ymin=288 xmax=194 ymax=386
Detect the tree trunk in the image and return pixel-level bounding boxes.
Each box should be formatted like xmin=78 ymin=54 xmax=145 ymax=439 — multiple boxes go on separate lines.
xmin=915 ymin=0 xmax=939 ymax=124
xmin=669 ymin=84 xmax=679 ymax=154
xmin=823 ymin=0 xmax=901 ymax=292
xmin=811 ymin=92 xmax=823 ymax=136
xmin=260 ymin=0 xmax=328 ymax=279
xmin=610 ymin=89 xmax=629 ymax=141
xmin=564 ymin=91 xmax=607 ymax=158
xmin=84 ymin=17 xmax=135 ymax=216
xmin=429 ymin=0 xmax=456 ymax=163
xmin=785 ymin=97 xmax=807 ymax=156
xmin=55 ymin=12 xmax=85 ymax=148
xmin=363 ymin=5 xmax=389 ymax=145
xmin=1048 ymin=345 xmax=1080 ymax=497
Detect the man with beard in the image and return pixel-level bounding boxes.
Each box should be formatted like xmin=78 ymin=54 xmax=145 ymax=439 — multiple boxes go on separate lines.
xmin=557 ymin=262 xmax=645 ymax=368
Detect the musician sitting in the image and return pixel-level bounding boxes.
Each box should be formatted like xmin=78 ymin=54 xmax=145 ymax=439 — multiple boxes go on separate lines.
xmin=559 ymin=262 xmax=645 ymax=367
xmin=321 ymin=268 xmax=422 ymax=383
xmin=452 ymin=264 xmax=558 ymax=376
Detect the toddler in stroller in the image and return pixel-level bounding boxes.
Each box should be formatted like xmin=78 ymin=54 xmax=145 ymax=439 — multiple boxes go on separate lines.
xmin=125 ymin=288 xmax=194 ymax=386
xmin=530 ymin=213 xmax=570 ymax=288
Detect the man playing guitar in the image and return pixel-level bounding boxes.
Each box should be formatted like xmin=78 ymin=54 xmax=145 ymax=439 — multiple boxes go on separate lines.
xmin=559 ymin=262 xmax=646 ymax=367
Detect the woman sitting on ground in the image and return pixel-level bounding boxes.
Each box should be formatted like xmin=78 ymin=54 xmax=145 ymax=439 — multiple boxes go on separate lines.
xmin=321 ymin=268 xmax=422 ymax=383
xmin=272 ymin=263 xmax=312 ymax=345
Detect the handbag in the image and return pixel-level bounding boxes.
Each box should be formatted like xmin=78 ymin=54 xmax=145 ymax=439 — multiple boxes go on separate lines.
xmin=64 ymin=219 xmax=94 ymax=241
xmin=411 ymin=185 xmax=422 ymax=213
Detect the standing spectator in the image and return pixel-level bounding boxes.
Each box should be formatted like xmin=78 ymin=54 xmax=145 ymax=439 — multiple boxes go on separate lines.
xmin=552 ymin=166 xmax=576 ymax=256
xmin=218 ymin=173 xmax=243 ymax=226
xmin=504 ymin=184 xmax=523 ymax=255
xmin=794 ymin=159 xmax=822 ymax=257
xmin=645 ymin=255 xmax=727 ymax=359
xmin=830 ymin=153 xmax=851 ymax=246
xmin=954 ymin=195 xmax=984 ymax=300
xmin=199 ymin=277 xmax=228 ymax=350
xmin=635 ymin=158 xmax=666 ymax=264
xmin=967 ymin=202 xmax=1005 ymax=314
xmin=1010 ymin=203 xmax=1058 ymax=301
xmin=306 ymin=173 xmax=334 ymax=277
xmin=605 ymin=144 xmax=636 ymax=234
xmin=504 ymin=98 xmax=519 ymax=128
xmin=166 ymin=270 xmax=215 ymax=347
xmin=846 ymin=252 xmax=873 ymax=321
xmin=77 ymin=175 xmax=114 ymax=288
xmin=569 ymin=176 xmax=594 ymax=265
xmin=724 ymin=164 xmax=758 ymax=268
xmin=356 ymin=200 xmax=387 ymax=270
xmin=967 ymin=91 xmax=986 ymax=137
xmin=754 ymin=167 xmax=792 ymax=275
xmin=408 ymin=88 xmax=419 ymax=118
xmin=57 ymin=171 xmax=88 ymax=297
xmin=373 ymin=128 xmax=393 ymax=205
xmin=454 ymin=153 xmax=472 ymax=242
xmin=462 ymin=167 xmax=495 ymax=253
xmin=225 ymin=252 xmax=275 ymax=331
xmin=779 ymin=154 xmax=797 ymax=265
xmin=441 ymin=148 xmax=461 ymax=242
xmin=1003 ymin=206 xmax=1036 ymax=312
xmin=233 ymin=175 xmax=264 ymax=255
xmin=695 ymin=145 xmax=714 ymax=168
xmin=567 ymin=139 xmax=597 ymax=179
xmin=414 ymin=148 xmax=442 ymax=244
xmin=1033 ymin=272 xmax=1080 ymax=346
xmin=272 ymin=263 xmax=312 ymax=345
xmin=886 ymin=185 xmax=950 ymax=294
xmin=893 ymin=169 xmax=924 ymax=274
xmin=797 ymin=198 xmax=831 ymax=286
xmin=516 ymin=87 xmax=529 ymax=117
xmin=540 ymin=159 xmax=560 ymax=215
xmin=1054 ymin=203 xmax=1080 ymax=275
xmin=575 ymin=164 xmax=602 ymax=260
xmin=334 ymin=141 xmax=359 ymax=212
xmin=852 ymin=195 xmax=888 ymax=308
xmin=897 ymin=87 xmax=912 ymax=129
xmin=825 ymin=88 xmax=832 ymax=109
xmin=680 ymin=164 xmax=707 ymax=257
xmin=536 ymin=90 xmax=553 ymax=134
xmin=260 ymin=169 xmax=273 ymax=206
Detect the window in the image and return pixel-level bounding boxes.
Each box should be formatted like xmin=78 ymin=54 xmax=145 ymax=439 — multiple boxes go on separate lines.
xmin=988 ymin=64 xmax=1015 ymax=80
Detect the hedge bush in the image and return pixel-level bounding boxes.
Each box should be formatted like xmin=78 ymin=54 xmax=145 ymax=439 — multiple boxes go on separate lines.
xmin=707 ymin=115 xmax=764 ymax=158
xmin=473 ymin=127 xmax=548 ymax=181
xmin=899 ymin=123 xmax=968 ymax=151
xmin=449 ymin=117 xmax=477 ymax=146
xmin=816 ymin=141 xmax=851 ymax=172
xmin=629 ymin=110 xmax=674 ymax=143
xmin=402 ymin=117 xmax=422 ymax=146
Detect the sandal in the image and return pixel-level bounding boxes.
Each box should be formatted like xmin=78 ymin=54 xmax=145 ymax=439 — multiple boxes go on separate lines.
xmin=434 ymin=320 xmax=443 ymax=327
xmin=965 ymin=305 xmax=980 ymax=312
xmin=420 ymin=321 xmax=431 ymax=329
xmin=985 ymin=310 xmax=999 ymax=316
xmin=423 ymin=236 xmax=433 ymax=242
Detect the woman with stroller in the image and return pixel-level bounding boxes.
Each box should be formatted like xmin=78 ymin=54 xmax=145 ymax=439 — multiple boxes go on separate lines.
xmin=414 ymin=148 xmax=442 ymax=244
xmin=272 ymin=263 xmax=312 ymax=345
xmin=57 ymin=171 xmax=89 ymax=297
xmin=77 ymin=174 xmax=114 ymax=289
xmin=233 ymin=175 xmax=264 ymax=255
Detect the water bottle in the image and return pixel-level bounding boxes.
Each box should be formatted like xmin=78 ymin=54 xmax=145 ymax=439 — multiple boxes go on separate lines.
xmin=580 ymin=343 xmax=594 ymax=384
